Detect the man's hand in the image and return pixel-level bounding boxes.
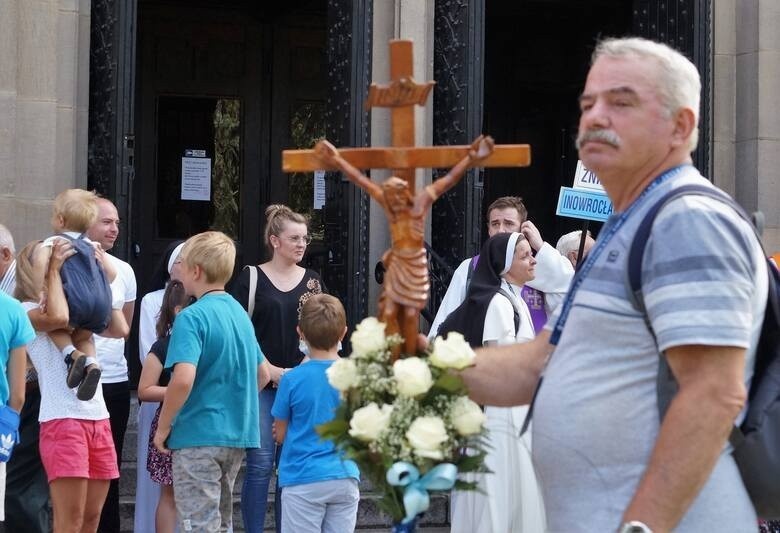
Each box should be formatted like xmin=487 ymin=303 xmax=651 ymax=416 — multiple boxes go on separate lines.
xmin=153 ymin=423 xmax=171 ymax=455
xmin=520 ymin=220 xmax=544 ymax=251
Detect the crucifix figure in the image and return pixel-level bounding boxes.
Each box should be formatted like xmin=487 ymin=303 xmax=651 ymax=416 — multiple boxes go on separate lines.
xmin=315 ymin=135 xmax=494 ymax=358
xmin=282 ymin=39 xmax=531 ymax=361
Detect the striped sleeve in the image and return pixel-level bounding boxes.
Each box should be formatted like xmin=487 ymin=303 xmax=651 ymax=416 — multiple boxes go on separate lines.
xmin=642 ymin=195 xmax=760 ymax=352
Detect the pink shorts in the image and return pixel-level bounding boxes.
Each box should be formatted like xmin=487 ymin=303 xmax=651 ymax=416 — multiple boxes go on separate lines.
xmin=39 ymin=418 xmax=119 ymax=482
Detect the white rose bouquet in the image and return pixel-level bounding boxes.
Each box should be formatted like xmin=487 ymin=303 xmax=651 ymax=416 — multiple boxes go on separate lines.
xmin=318 ymin=318 xmax=489 ymax=526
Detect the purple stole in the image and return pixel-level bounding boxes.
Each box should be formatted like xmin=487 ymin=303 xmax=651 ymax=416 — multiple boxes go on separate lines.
xmin=469 ymin=255 xmax=548 ymax=334
xmin=520 ymin=285 xmax=547 ymax=334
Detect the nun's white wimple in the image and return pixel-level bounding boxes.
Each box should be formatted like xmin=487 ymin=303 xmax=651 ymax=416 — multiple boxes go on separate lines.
xmin=501 ymin=232 xmax=521 ymax=275
xmin=167 ymin=242 xmax=186 ymax=274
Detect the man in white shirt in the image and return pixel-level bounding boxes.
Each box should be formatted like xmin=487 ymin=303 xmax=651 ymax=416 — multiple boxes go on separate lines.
xmin=0 ymin=225 xmax=16 ymax=296
xmin=428 ymin=196 xmax=574 ymax=337
xmin=87 ymin=198 xmax=136 ymax=533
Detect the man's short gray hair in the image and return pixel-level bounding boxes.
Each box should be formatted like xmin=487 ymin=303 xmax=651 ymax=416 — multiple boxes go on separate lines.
xmin=556 ymin=230 xmax=589 ymax=256
xmin=592 ymin=37 xmax=701 ymax=152
xmin=0 ymin=224 xmax=14 ymax=253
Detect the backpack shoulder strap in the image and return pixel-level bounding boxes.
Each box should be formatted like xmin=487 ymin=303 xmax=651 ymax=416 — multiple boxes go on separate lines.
xmin=465 ymin=255 xmax=479 ymax=290
xmin=243 ymin=265 xmax=258 ymax=319
xmin=627 ymin=184 xmax=769 ymax=439
xmin=627 ymin=184 xmax=760 ymax=312
xmin=496 ymin=287 xmax=521 ymax=336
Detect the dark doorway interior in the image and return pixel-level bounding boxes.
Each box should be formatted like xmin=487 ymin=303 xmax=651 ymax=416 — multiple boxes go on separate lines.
xmin=130 ymin=0 xmax=326 ymax=380
xmin=482 ymin=0 xmax=632 ymax=245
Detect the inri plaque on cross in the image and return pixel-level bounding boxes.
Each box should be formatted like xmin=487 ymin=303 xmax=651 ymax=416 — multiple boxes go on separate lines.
xmin=282 ymin=39 xmax=531 ymax=360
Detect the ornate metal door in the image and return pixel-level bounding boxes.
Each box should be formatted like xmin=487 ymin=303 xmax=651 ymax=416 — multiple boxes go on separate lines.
xmin=88 ymin=0 xmax=137 ymax=261
xmin=321 ymin=0 xmax=373 ymax=328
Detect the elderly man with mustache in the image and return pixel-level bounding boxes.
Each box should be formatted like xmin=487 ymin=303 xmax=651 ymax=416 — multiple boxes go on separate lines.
xmin=461 ymin=37 xmax=767 ymax=533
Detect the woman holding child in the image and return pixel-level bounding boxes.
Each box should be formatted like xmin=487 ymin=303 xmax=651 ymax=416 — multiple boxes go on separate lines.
xmin=440 ymin=232 xmax=546 ymax=533
xmin=15 ymin=238 xmax=129 ymax=533
xmin=229 ymin=205 xmax=323 ymax=533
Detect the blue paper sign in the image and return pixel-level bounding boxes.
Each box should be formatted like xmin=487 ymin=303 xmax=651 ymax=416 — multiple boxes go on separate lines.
xmin=556 ymin=187 xmax=613 ymax=222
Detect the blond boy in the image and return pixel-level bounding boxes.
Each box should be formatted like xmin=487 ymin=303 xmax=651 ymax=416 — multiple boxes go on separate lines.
xmin=153 ymin=231 xmax=271 ymax=532
xmin=272 ymin=294 xmax=360 ymax=533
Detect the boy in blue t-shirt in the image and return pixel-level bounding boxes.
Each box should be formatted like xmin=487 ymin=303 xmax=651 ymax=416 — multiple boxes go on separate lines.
xmin=272 ymin=294 xmax=360 ymax=533
xmin=152 ymin=231 xmax=271 ymax=532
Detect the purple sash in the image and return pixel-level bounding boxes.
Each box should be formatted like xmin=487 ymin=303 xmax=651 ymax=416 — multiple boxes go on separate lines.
xmin=520 ymin=285 xmax=547 ymax=334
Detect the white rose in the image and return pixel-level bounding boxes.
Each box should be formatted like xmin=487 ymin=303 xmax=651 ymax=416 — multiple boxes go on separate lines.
xmin=430 ymin=332 xmax=476 ymax=370
xmin=326 ymin=358 xmax=359 ymax=392
xmin=393 ymin=357 xmax=433 ymax=397
xmin=348 ymin=402 xmax=393 ymax=442
xmin=350 ymin=317 xmax=387 ymax=356
xmin=406 ymin=416 xmax=448 ymax=460
xmin=450 ymin=396 xmax=486 ymax=436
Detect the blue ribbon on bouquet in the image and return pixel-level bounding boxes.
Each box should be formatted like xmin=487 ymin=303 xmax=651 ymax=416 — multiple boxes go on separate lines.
xmin=386 ymin=461 xmax=457 ymax=524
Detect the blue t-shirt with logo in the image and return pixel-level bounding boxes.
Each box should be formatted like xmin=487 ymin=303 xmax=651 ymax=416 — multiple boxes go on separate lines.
xmin=0 ymin=292 xmax=34 ymax=406
xmin=165 ymin=293 xmax=264 ymax=449
xmin=271 ymin=359 xmax=360 ymax=488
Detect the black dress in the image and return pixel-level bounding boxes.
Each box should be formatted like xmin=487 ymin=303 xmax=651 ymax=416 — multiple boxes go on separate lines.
xmin=146 ymin=336 xmax=172 ymax=485
xmin=229 ymin=266 xmax=323 ymax=372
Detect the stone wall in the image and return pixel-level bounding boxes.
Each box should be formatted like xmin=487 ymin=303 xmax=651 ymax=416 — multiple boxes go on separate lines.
xmin=714 ymin=0 xmax=780 ymax=252
xmin=0 ymin=0 xmax=90 ymax=248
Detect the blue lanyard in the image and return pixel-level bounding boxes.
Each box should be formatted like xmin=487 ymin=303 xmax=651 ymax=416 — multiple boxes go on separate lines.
xmin=549 ymin=164 xmax=691 ymax=345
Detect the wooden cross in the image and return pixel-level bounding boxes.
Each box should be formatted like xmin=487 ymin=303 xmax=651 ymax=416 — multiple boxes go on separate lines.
xmin=282 ymin=39 xmax=531 ymax=358
xmin=283 ymin=40 xmax=530 ymax=188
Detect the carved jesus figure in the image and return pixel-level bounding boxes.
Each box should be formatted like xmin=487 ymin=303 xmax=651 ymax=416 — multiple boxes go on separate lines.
xmin=315 ymin=135 xmax=495 ymax=359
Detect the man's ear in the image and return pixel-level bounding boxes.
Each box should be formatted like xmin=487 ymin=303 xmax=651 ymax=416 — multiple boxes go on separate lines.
xmin=0 ymin=247 xmax=12 ymax=262
xmin=670 ymin=107 xmax=696 ymax=149
xmin=339 ymin=325 xmax=348 ymax=342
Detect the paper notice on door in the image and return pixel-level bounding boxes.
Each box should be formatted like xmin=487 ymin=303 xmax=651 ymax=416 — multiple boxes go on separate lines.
xmin=181 ymin=157 xmax=212 ymax=201
xmin=314 ymin=170 xmax=326 ymax=210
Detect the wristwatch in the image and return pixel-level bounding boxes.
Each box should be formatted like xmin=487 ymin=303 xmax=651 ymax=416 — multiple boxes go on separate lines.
xmin=619 ymin=521 xmax=653 ymax=533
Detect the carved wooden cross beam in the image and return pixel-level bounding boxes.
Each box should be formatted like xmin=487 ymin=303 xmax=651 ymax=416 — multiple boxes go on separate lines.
xmin=282 ymin=40 xmax=531 ymax=190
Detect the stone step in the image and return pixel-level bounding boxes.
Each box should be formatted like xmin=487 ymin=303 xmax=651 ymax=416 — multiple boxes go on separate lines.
xmin=119 ymin=492 xmax=449 ymax=532
xmin=122 ymin=395 xmax=451 ymax=531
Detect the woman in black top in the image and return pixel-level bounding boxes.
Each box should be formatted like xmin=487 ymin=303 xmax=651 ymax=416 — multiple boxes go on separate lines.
xmin=229 ymin=204 xmax=322 ymax=533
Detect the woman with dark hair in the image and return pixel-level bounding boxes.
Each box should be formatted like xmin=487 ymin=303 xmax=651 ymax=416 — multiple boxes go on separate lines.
xmin=440 ymin=232 xmax=546 ymax=533
xmin=230 ymin=205 xmax=323 ymax=533
xmin=133 ymin=239 xmax=185 ymax=533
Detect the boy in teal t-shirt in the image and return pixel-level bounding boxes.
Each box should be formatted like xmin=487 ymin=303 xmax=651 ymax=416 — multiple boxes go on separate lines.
xmin=153 ymin=231 xmax=271 ymax=532
xmin=272 ymin=294 xmax=360 ymax=533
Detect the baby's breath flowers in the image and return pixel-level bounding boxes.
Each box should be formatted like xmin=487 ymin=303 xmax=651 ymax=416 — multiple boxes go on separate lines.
xmin=317 ymin=320 xmax=489 ymax=523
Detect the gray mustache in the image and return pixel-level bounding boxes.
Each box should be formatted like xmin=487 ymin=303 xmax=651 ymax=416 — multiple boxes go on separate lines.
xmin=576 ymin=129 xmax=621 ymax=150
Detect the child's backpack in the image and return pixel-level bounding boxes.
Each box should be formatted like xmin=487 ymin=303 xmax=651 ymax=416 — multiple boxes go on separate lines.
xmin=58 ymin=233 xmax=113 ymax=333
xmin=628 ymin=184 xmax=780 ymax=519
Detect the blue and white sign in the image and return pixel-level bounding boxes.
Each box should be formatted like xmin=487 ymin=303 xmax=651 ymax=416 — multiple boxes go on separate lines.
xmin=572 ymin=160 xmax=604 ymax=191
xmin=556 ymin=186 xmax=613 ymax=222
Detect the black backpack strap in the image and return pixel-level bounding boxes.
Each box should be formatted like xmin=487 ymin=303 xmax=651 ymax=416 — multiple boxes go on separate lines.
xmin=627 ymin=184 xmax=768 ymax=445
xmin=465 ymin=255 xmax=478 ymax=291
xmin=627 ymin=184 xmax=758 ymax=310
xmin=496 ymin=287 xmax=521 ymax=336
